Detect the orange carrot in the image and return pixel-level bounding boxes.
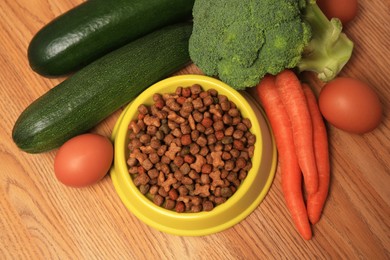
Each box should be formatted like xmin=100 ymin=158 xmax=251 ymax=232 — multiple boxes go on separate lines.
xmin=275 ymin=70 xmax=318 ymax=195
xmin=256 ymin=75 xmax=312 ymax=240
xmin=302 ymin=83 xmax=330 ymax=224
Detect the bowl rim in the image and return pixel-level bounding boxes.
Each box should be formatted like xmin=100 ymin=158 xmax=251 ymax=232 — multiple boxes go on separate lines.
xmin=110 ymin=75 xmax=277 ymax=236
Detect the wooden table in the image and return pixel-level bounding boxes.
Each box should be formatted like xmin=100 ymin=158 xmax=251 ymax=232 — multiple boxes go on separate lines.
xmin=1 ymin=0 xmax=389 ymax=259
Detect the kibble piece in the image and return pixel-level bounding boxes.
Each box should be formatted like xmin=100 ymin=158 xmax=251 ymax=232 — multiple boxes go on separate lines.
xmin=236 ymin=157 xmax=247 ymax=169
xmin=182 ymin=176 xmax=193 ymax=185
xmin=155 ymin=130 xmax=165 ymax=140
xmin=150 ymin=138 xmax=161 ymax=149
xmin=147 ymin=125 xmax=158 ymax=136
xmin=139 ymin=184 xmax=150 ymax=195
xmin=190 ymin=130 xmax=200 ymax=141
xmin=153 ymin=93 xmax=163 ymax=102
xmin=196 ymin=135 xmax=208 ymax=147
xmin=215 ymin=130 xmax=224 ymax=140
xmin=248 ymin=145 xmax=255 ymax=158
xmin=149 ymin=153 xmax=160 ymax=164
xmin=171 ymin=128 xmax=182 ymax=138
xmin=193 ymin=184 xmax=210 ymax=198
xmin=190 ymin=154 xmax=206 ymax=173
xmin=149 ymin=185 xmax=159 ymax=195
xmin=168 ymin=188 xmax=179 ymax=200
xmin=233 ymin=129 xmax=244 ymax=139
xmin=160 ymin=163 xmax=170 ymax=174
xmin=204 ymin=127 xmax=214 ymax=136
xmin=215 ymin=197 xmax=227 ymax=205
xmin=175 ymin=201 xmax=185 ymax=213
xmin=157 ymin=145 xmax=167 ymax=156
xmin=175 ymin=86 xmax=183 ymax=95
xmin=247 ymin=133 xmax=256 ymax=146
xmin=236 ymin=123 xmax=248 ymax=132
xmin=196 ymin=123 xmax=206 ymax=133
xmin=228 ymin=108 xmax=239 ymax=117
xmin=192 ymin=110 xmax=203 ymax=122
xmin=182 ymin=101 xmax=194 ymax=114
xmin=144 ymin=114 xmax=161 ymax=127
xmin=158 ymin=186 xmax=169 ymax=197
xmin=180 ymin=123 xmax=191 ymax=135
xmin=183 ymin=154 xmax=195 ymax=164
xmin=166 ymin=98 xmax=181 ymax=111
xmin=133 ymin=173 xmax=150 ymax=187
xmin=139 ymin=134 xmax=151 ymax=144
xmin=200 ymin=173 xmax=211 ymax=184
xmin=232 ymin=117 xmax=241 ymax=126
xmin=161 ymin=155 xmax=171 ymax=165
xmin=173 ymin=156 xmax=184 ymax=167
xmin=201 ymin=117 xmax=213 ymax=128
xmin=221 ymin=136 xmax=233 ymax=145
xmin=127 ymin=157 xmax=137 ymax=167
xmin=159 ymin=123 xmax=170 ymax=135
xmin=224 ymin=160 xmax=235 ymax=171
xmin=180 ymin=146 xmax=190 ymax=156
xmin=207 ymin=88 xmax=218 ymax=97
xmin=147 ymin=168 xmax=159 ymax=179
xmin=179 ymin=163 xmax=191 ymax=175
xmin=233 ymin=139 xmax=245 ymax=150
xmin=192 ymin=98 xmax=203 ymax=110
xmin=153 ymin=194 xmax=164 ymax=206
xmin=167 ymin=120 xmax=179 ymax=130
xmin=199 ymin=146 xmax=209 ymax=157
xmin=178 ymin=185 xmax=189 ymax=196
xmin=189 ymin=143 xmax=200 ymax=155
xmin=164 ymin=199 xmax=176 ymax=210
xmin=203 ymin=95 xmax=214 ymax=106
xmin=138 ymin=104 xmax=149 ymax=115
xmin=201 ymin=164 xmax=212 ymax=174
xmin=191 ymin=205 xmax=202 ymax=213
xmin=213 ymin=120 xmax=225 ymax=131
xmin=202 ymin=200 xmax=214 ymax=211
xmin=191 ymin=84 xmax=202 ymax=95
xmin=174 ymin=170 xmax=184 ymax=181
xmin=181 ymin=87 xmax=191 ymax=98
xmin=189 ymin=170 xmax=200 ymax=180
xmin=222 ymin=151 xmax=232 ymax=161
xmin=239 ymin=170 xmax=247 ymax=180
xmin=129 ymin=120 xmax=141 ymax=134
xmin=220 ymin=100 xmax=231 ymax=111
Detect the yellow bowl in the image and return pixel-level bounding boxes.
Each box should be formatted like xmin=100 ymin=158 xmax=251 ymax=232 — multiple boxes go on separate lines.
xmin=110 ymin=75 xmax=277 ymax=236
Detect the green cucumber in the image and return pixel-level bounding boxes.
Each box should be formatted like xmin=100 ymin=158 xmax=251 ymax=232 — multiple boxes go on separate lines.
xmin=28 ymin=0 xmax=194 ymax=76
xmin=13 ymin=23 xmax=192 ymax=153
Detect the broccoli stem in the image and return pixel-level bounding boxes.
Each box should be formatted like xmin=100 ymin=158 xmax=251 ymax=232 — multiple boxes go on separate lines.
xmin=297 ymin=0 xmax=354 ymax=82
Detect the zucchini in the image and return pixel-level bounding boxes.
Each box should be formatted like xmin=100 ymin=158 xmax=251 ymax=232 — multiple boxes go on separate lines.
xmin=13 ymin=23 xmax=192 ymax=153
xmin=28 ymin=0 xmax=194 ymax=76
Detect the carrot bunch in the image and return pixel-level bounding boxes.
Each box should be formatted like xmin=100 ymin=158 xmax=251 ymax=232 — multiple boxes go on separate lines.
xmin=256 ymin=70 xmax=330 ymax=240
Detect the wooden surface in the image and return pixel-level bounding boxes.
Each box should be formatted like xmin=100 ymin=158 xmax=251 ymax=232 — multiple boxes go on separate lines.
xmin=1 ymin=0 xmax=389 ymax=259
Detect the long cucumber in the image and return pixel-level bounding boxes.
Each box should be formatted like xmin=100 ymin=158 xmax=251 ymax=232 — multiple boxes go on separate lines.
xmin=13 ymin=23 xmax=193 ymax=153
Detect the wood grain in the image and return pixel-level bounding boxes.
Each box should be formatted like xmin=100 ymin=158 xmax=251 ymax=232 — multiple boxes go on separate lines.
xmin=1 ymin=0 xmax=389 ymax=259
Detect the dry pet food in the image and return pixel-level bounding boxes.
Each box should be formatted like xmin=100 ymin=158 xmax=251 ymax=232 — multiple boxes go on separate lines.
xmin=127 ymin=84 xmax=256 ymax=212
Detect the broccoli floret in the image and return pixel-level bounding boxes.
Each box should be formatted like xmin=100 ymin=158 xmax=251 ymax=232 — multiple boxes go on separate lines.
xmin=189 ymin=0 xmax=354 ymax=90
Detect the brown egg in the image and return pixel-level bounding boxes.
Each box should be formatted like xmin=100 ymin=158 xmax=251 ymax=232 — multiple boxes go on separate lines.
xmin=319 ymin=77 xmax=382 ymax=134
xmin=317 ymin=0 xmax=358 ymax=25
xmin=54 ymin=133 xmax=114 ymax=187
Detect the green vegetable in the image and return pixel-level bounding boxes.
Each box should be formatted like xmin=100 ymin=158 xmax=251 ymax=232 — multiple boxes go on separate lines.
xmin=28 ymin=0 xmax=194 ymax=77
xmin=189 ymin=0 xmax=354 ymax=89
xmin=13 ymin=23 xmax=192 ymax=153
xmin=297 ymin=1 xmax=354 ymax=81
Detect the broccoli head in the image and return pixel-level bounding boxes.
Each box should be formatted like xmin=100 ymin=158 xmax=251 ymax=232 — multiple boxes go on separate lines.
xmin=189 ymin=0 xmax=354 ymax=90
